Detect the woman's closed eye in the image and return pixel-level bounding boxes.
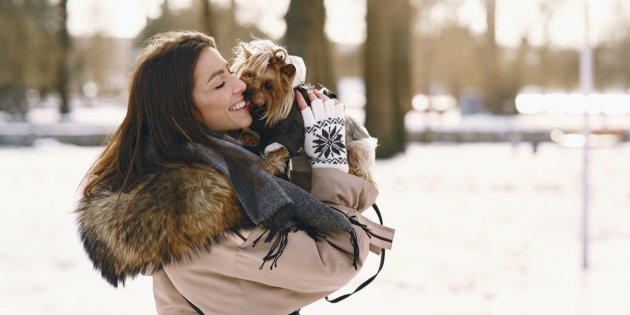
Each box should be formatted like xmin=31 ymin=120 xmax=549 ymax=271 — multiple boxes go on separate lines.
xmin=215 ymin=67 xmax=235 ymax=89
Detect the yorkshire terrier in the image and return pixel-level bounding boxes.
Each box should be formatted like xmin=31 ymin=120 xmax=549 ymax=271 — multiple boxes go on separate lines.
xmin=231 ymin=39 xmax=378 ymax=186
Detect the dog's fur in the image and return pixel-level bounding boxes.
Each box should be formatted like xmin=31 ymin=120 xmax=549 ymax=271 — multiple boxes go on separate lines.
xmin=232 ymin=39 xmax=378 ymax=186
xmin=75 ymin=165 xmax=254 ymax=287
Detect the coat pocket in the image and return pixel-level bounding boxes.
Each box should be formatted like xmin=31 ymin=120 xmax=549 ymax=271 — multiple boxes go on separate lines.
xmin=229 ymin=229 xmax=252 ymax=247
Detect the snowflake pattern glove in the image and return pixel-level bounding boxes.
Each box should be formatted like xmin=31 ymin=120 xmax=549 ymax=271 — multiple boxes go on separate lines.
xmin=301 ymin=98 xmax=348 ymax=173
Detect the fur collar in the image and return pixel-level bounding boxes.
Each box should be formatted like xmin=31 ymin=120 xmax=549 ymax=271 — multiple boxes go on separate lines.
xmin=75 ymin=165 xmax=253 ymax=287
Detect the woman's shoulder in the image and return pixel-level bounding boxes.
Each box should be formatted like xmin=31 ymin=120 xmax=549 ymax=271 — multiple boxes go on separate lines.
xmin=75 ymin=164 xmax=252 ymax=287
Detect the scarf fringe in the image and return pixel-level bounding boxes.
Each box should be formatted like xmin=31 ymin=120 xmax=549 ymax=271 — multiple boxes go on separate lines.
xmin=258 ymin=228 xmax=290 ymax=270
xmin=255 ymin=223 xmax=324 ymax=270
xmin=254 ymin=207 xmax=367 ymax=271
xmin=252 ymin=205 xmax=291 ymax=270
xmin=348 ymin=216 xmax=372 ymax=239
xmin=329 ymin=207 xmax=373 ymax=270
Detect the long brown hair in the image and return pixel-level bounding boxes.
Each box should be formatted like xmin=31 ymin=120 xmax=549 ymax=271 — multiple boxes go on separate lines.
xmin=82 ymin=31 xmax=259 ymax=200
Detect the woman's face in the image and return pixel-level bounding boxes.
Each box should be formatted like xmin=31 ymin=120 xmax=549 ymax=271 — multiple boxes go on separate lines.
xmin=192 ymin=47 xmax=251 ymax=132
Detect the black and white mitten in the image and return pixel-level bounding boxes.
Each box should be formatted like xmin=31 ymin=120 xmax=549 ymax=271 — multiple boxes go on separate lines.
xmin=301 ymin=98 xmax=348 ymax=173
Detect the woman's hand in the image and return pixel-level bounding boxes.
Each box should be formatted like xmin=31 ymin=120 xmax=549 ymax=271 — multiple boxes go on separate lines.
xmin=296 ymin=90 xmax=348 ymax=173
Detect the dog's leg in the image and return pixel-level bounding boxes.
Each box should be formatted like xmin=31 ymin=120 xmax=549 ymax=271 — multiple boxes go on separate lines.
xmin=344 ymin=113 xmax=378 ymax=187
xmin=237 ymin=128 xmax=260 ymax=147
xmin=262 ymin=146 xmax=290 ymax=175
xmin=347 ymin=138 xmax=378 ymax=187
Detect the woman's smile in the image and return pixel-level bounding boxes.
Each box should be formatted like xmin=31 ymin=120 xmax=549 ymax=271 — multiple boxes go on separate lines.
xmin=228 ymin=97 xmax=251 ymax=112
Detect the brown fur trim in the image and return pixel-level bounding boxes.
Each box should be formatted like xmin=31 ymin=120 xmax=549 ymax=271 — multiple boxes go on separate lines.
xmin=75 ymin=164 xmax=253 ymax=287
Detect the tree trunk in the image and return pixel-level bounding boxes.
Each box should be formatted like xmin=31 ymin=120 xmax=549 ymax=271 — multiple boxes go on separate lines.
xmin=483 ymin=0 xmax=519 ymax=115
xmin=2 ymin=3 xmax=29 ymax=121
xmin=58 ymin=0 xmax=71 ymax=116
xmin=364 ymin=0 xmax=410 ymax=158
xmin=284 ymin=0 xmax=335 ymax=90
xmin=202 ymin=0 xmax=215 ymax=36
xmin=482 ymin=0 xmax=507 ymax=114
xmin=485 ymin=0 xmax=497 ymax=71
xmin=390 ymin=0 xmax=411 ymax=152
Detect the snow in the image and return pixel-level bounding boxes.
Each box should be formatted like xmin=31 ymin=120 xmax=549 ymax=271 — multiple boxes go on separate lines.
xmin=0 ymin=103 xmax=126 ymax=140
xmin=0 ymin=99 xmax=127 ymax=126
xmin=1 ymin=140 xmax=629 ymax=314
xmin=405 ymin=111 xmax=630 ymax=133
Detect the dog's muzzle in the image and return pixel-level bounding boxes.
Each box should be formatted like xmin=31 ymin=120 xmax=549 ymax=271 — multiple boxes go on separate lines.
xmin=243 ymin=89 xmax=254 ymax=100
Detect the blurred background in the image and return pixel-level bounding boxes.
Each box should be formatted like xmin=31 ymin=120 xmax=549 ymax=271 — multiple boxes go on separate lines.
xmin=1 ymin=0 xmax=630 ymax=314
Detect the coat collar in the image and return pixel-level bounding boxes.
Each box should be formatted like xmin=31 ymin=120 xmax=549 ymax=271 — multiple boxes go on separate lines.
xmin=75 ymin=164 xmax=253 ymax=287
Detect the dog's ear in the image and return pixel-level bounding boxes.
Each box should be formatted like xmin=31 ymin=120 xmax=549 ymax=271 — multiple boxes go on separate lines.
xmin=281 ymin=64 xmax=296 ymax=78
xmin=241 ymin=43 xmax=252 ymax=59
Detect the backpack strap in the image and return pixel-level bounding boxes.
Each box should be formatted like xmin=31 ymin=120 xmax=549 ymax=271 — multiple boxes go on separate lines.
xmin=325 ymin=203 xmax=386 ymax=303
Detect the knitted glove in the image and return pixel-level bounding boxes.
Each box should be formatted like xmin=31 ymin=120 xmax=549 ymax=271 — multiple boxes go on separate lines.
xmin=300 ymin=98 xmax=348 ymax=173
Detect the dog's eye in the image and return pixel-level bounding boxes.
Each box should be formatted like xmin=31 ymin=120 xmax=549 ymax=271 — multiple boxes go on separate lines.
xmin=264 ymin=82 xmax=273 ymax=90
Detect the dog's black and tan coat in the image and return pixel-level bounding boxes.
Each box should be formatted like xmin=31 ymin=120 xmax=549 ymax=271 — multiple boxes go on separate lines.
xmin=75 ymin=165 xmax=254 ymax=287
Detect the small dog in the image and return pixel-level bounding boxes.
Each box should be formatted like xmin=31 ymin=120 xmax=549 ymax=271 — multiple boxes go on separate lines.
xmin=231 ymin=39 xmax=377 ymax=186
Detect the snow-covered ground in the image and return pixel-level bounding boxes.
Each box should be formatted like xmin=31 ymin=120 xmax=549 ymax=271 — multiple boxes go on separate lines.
xmin=1 ymin=140 xmax=629 ymax=314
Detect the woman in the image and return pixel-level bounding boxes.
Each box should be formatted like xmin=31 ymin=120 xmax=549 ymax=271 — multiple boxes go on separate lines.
xmin=76 ymin=31 xmax=393 ymax=315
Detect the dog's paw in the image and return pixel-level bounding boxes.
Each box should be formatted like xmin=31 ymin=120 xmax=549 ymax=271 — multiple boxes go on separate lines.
xmin=238 ymin=128 xmax=260 ymax=147
xmin=347 ymin=137 xmax=378 ymax=187
xmin=261 ymin=146 xmax=290 ymax=175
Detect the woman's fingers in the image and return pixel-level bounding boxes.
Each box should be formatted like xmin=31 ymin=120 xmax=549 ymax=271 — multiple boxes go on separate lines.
xmin=306 ymin=92 xmax=318 ymax=102
xmin=300 ymin=93 xmax=316 ymax=127
xmin=311 ymin=98 xmax=326 ymax=121
xmin=324 ymin=99 xmax=336 ymax=118
xmin=313 ymin=89 xmax=330 ymax=102
xmin=296 ymin=92 xmax=308 ymax=111
xmin=305 ymin=90 xmax=340 ymax=120
xmin=335 ymin=102 xmax=344 ymax=118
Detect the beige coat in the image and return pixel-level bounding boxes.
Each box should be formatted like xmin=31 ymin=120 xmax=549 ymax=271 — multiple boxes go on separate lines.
xmin=76 ymin=160 xmax=394 ymax=315
xmin=153 ymin=168 xmax=394 ymax=315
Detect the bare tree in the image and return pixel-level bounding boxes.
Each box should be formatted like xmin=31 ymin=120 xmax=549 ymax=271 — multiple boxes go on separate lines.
xmin=201 ymin=0 xmax=215 ymax=36
xmin=365 ymin=0 xmax=411 ymax=158
xmin=481 ymin=0 xmax=520 ymax=114
xmin=390 ymin=0 xmax=412 ymax=150
xmin=139 ymin=0 xmax=264 ymax=61
xmin=481 ymin=0 xmax=501 ymax=113
xmin=485 ymin=0 xmax=497 ymax=75
xmin=0 ymin=0 xmax=63 ymax=121
xmin=58 ymin=0 xmax=71 ymax=117
xmin=215 ymin=0 xmax=266 ymax=61
xmin=284 ymin=0 xmax=336 ymax=89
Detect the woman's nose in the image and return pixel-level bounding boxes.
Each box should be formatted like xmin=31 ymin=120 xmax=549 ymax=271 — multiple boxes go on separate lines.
xmin=234 ymin=78 xmax=246 ymax=95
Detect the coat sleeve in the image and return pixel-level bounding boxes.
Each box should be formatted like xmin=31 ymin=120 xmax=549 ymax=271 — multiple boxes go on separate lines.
xmin=152 ymin=268 xmax=198 ymax=315
xmin=231 ymin=168 xmax=379 ymax=292
xmin=158 ymin=169 xmax=385 ymax=315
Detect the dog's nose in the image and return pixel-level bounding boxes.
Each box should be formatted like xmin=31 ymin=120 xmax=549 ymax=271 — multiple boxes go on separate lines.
xmin=243 ymin=89 xmax=253 ymax=99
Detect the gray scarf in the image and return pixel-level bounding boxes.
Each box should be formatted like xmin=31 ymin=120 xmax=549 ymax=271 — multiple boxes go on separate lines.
xmin=186 ymin=128 xmax=361 ymax=269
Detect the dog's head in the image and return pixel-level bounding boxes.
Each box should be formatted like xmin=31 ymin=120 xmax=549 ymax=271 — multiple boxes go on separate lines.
xmin=232 ymin=39 xmax=296 ymax=128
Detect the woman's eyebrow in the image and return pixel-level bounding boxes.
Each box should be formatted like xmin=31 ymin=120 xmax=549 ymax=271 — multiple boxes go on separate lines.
xmin=206 ymin=62 xmax=230 ymax=84
xmin=207 ymin=69 xmax=225 ymax=84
